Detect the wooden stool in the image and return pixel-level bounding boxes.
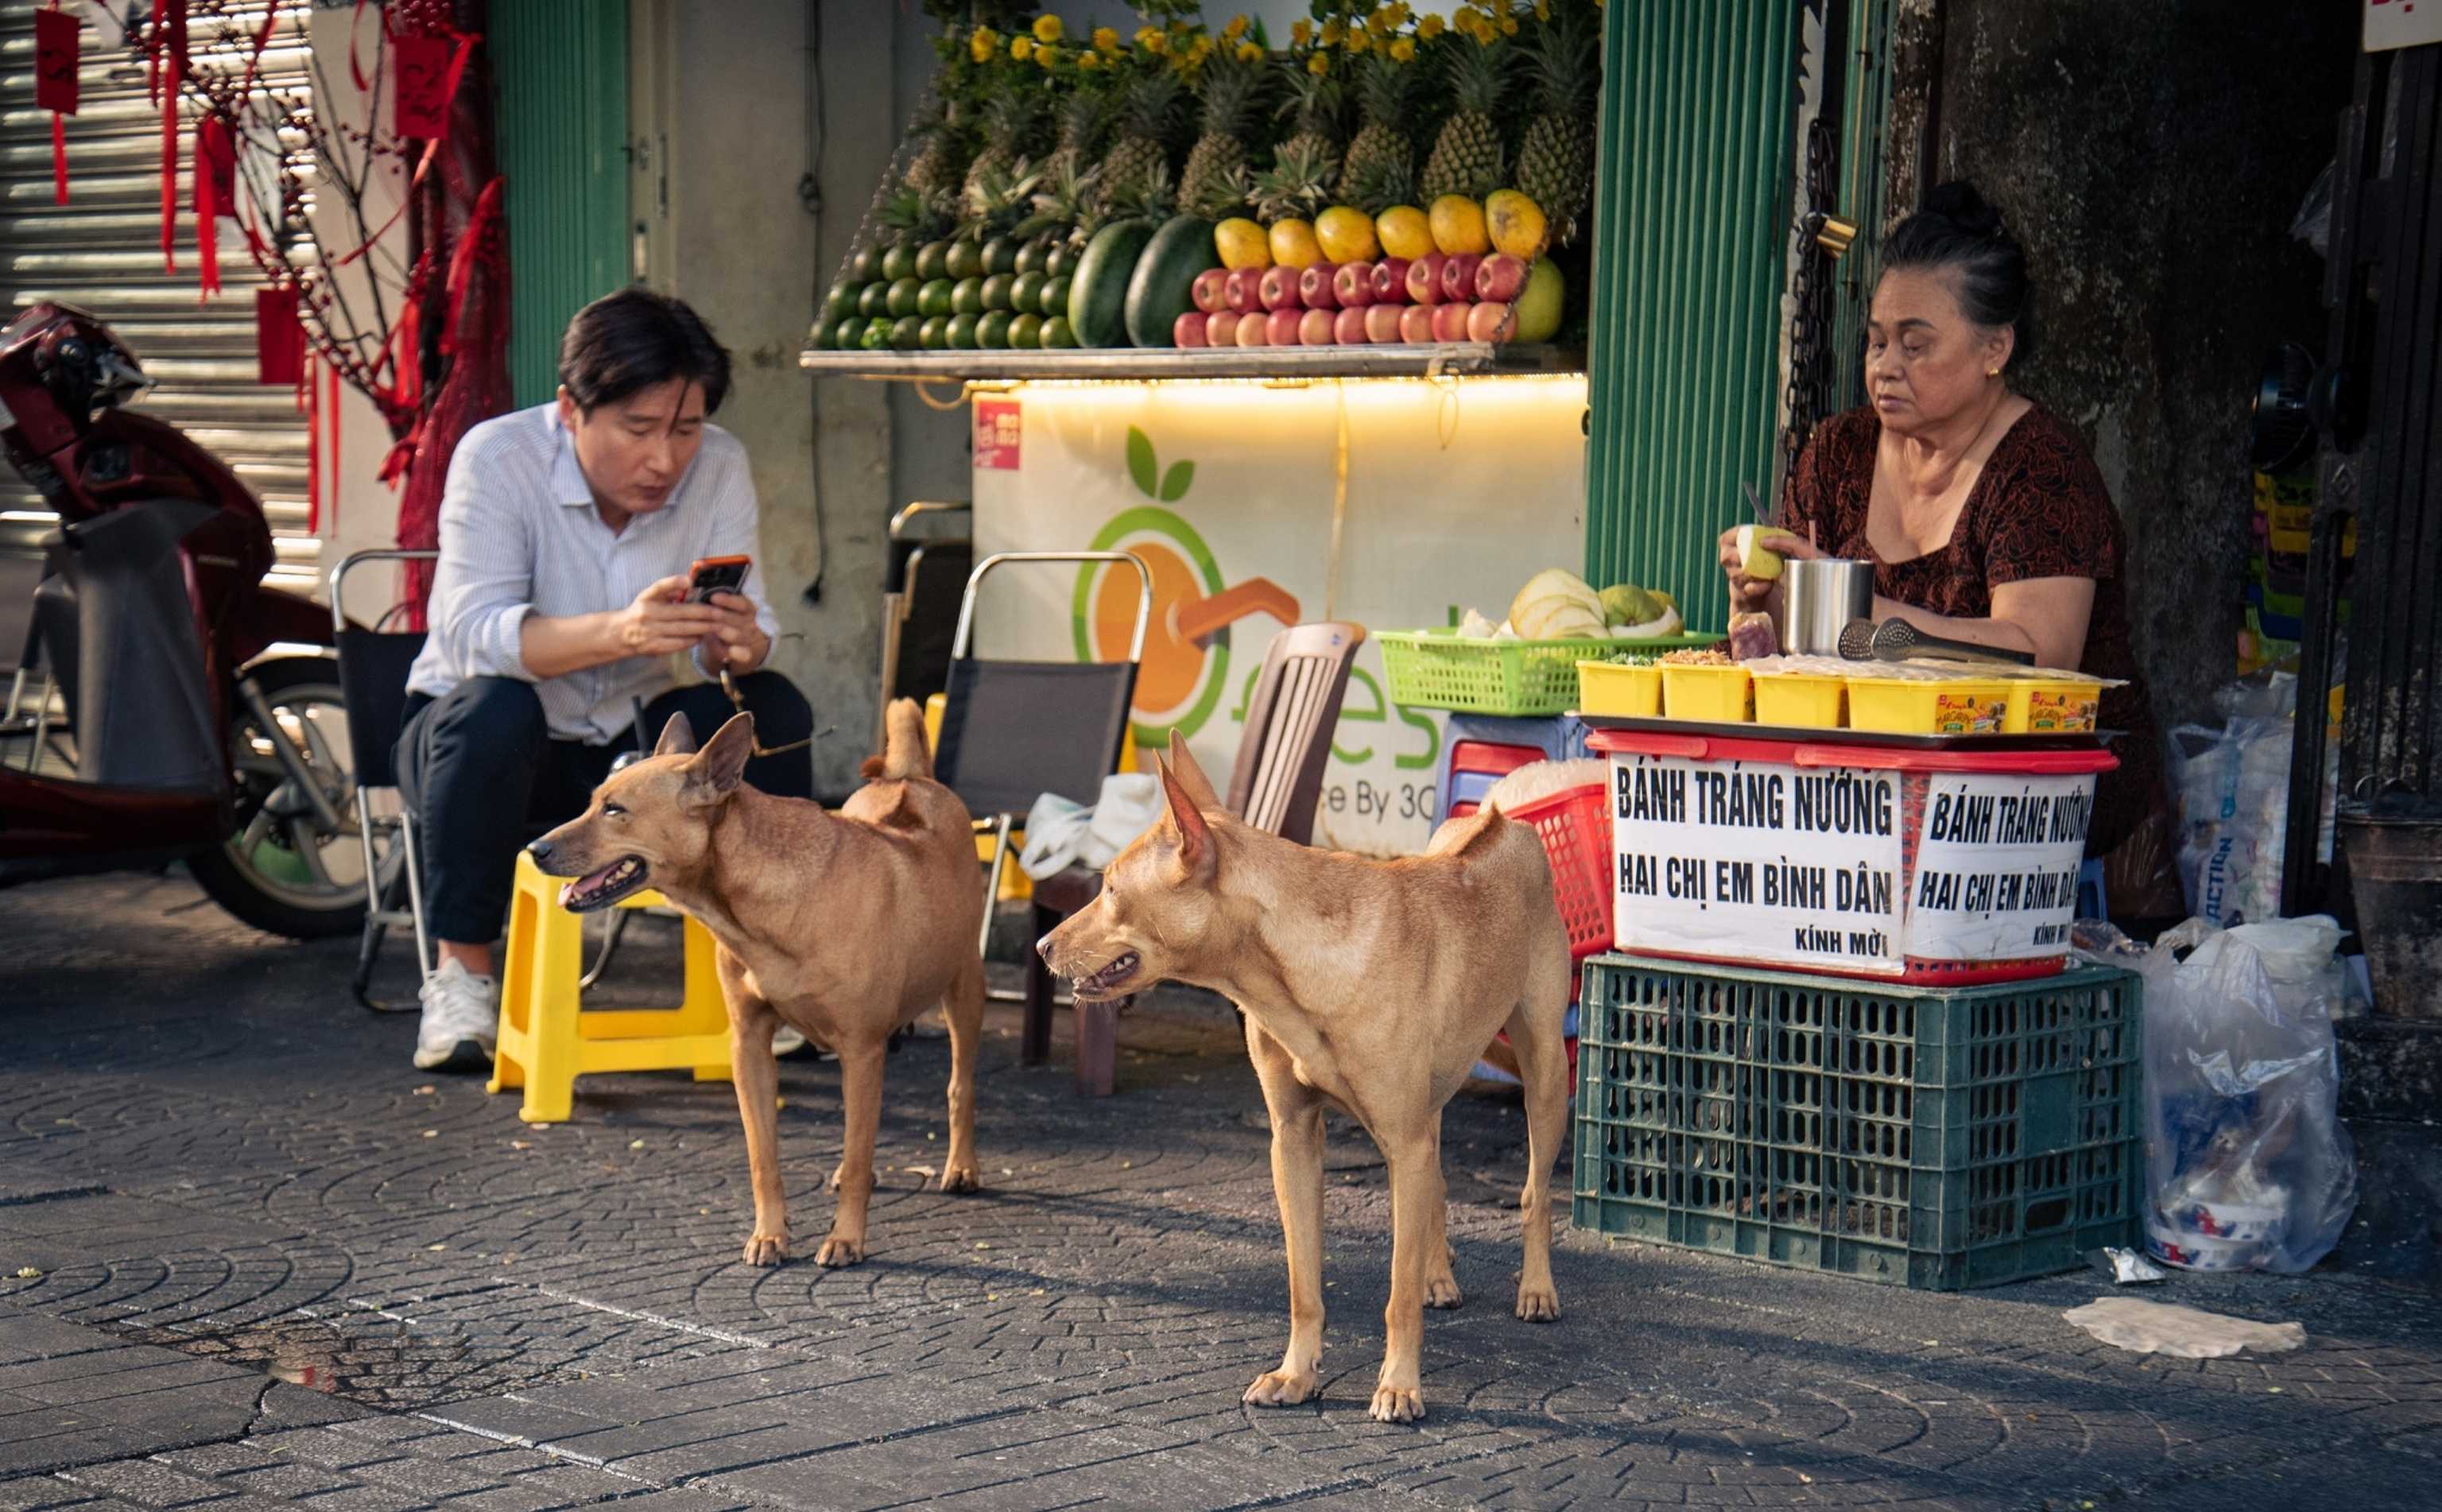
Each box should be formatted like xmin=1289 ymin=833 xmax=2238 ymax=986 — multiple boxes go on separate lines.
xmin=489 ymin=851 xmax=731 ymax=1123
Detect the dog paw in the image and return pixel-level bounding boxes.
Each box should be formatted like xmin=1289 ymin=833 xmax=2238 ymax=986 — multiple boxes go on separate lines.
xmin=1424 ymin=1274 xmax=1464 ymax=1310
xmin=1241 ymin=1369 xmax=1318 ymax=1408
xmin=815 ymin=1234 xmax=866 ymax=1268
xmin=1368 ymin=1383 xmax=1426 ymax=1424
xmin=1514 ymin=1282 xmax=1560 ymax=1322
xmin=827 ymin=1165 xmax=844 ymax=1193
xmin=740 ymin=1231 xmax=790 ymax=1267
xmin=939 ymin=1163 xmax=980 ymax=1194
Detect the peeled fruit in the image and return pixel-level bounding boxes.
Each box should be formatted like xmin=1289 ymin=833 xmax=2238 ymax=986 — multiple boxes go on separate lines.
xmin=1205 ymin=311 xmax=1242 ymax=347
xmin=1173 ymin=312 xmax=1208 ymax=348
xmin=1432 ymin=301 xmax=1474 ymax=343
xmin=1269 ymin=219 xmax=1324 ymax=270
xmin=1475 ymin=254 xmax=1529 ymax=303
xmin=1509 ymin=568 xmax=1608 ymax=642
xmin=1485 ymin=190 xmax=1550 ymax=259
xmin=1335 ymin=262 xmax=1375 ymax=308
xmin=1406 ymin=253 xmax=1448 ymax=305
xmin=1398 ymin=305 xmax=1436 ymax=343
xmin=1371 ymin=258 xmax=1411 ymax=304
xmin=1735 ymin=525 xmax=1804 ymax=581
xmin=1428 ymin=195 xmax=1491 ymax=257
xmin=1235 ymin=313 xmax=1271 ymax=347
xmin=1467 ymin=301 xmax=1513 ymax=343
xmin=1266 ymin=308 xmax=1304 ymax=346
xmin=1224 ymin=268 xmax=1263 ymax=315
xmin=1440 ymin=254 xmax=1483 ymax=304
xmin=1334 ymin=307 xmax=1371 ymax=344
xmin=1376 ymin=204 xmax=1434 ymax=262
xmin=1259 ymin=266 xmax=1300 ymax=312
xmin=1298 ymin=308 xmax=1335 ymax=346
xmin=1298 ymin=264 xmax=1338 ymax=310
xmin=1215 ymin=217 xmax=1272 ymax=271
xmin=1364 ymin=304 xmax=1405 ymax=343
xmin=1512 ymin=256 xmax=1565 ymax=343
xmin=1192 ymin=269 xmax=1230 ymax=315
xmin=1316 ymin=206 xmax=1380 ymax=264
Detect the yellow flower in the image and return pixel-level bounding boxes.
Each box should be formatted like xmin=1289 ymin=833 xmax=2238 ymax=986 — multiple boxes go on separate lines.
xmin=1223 ymin=14 xmax=1249 ymax=40
xmin=1345 ymin=28 xmax=1370 ymax=52
xmin=1011 ymin=34 xmax=1033 ymax=60
xmin=1418 ymin=12 xmax=1444 ymax=40
xmin=1092 ymin=26 xmax=1119 ymax=52
xmin=1077 ymin=46 xmax=1100 ymax=68
xmin=1500 ymin=14 xmax=1519 ymax=35
xmin=1235 ymin=38 xmax=1263 ymax=62
xmin=970 ymin=27 xmax=995 ymax=63
xmin=1306 ymin=50 xmax=1330 ymax=75
xmin=1032 ymin=14 xmax=1062 ymax=44
xmin=1320 ymin=18 xmax=1344 ymax=45
xmin=1389 ymin=36 xmax=1415 ymax=61
xmin=1142 ymin=29 xmax=1168 ymax=55
xmin=1534 ymin=0 xmax=1551 ymax=17
xmin=1035 ymin=42 xmax=1060 ymax=68
xmin=1290 ymin=19 xmax=1312 ymax=47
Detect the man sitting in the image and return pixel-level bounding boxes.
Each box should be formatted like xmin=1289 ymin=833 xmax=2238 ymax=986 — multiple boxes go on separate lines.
xmin=398 ymin=289 xmax=812 ymax=1070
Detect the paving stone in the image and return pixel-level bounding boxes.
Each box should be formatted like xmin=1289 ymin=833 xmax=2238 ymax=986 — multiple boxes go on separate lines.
xmin=49 ymin=1462 xmax=240 ymax=1508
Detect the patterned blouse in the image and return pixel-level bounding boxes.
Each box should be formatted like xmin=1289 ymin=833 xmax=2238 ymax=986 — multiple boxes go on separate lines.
xmin=1781 ymin=404 xmax=2163 ymax=858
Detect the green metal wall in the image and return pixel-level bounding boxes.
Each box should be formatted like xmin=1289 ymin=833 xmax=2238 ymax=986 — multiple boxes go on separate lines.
xmin=492 ymin=2 xmax=630 ymax=409
xmin=1826 ymin=0 xmax=1898 ymax=421
xmin=1581 ymin=2 xmax=1800 ymax=634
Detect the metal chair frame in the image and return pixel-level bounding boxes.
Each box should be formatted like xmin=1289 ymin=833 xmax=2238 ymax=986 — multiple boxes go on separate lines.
xmin=331 ymin=549 xmax=438 ymax=1010
xmin=874 ymin=501 xmax=971 ymax=752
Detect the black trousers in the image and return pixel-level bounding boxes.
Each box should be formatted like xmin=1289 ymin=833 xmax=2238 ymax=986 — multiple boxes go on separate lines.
xmin=397 ymin=673 xmax=814 ymax=944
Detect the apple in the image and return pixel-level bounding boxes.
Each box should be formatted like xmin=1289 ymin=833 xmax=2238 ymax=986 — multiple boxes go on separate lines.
xmin=1173 ymin=312 xmax=1207 ymax=348
xmin=1267 ymin=308 xmax=1304 ymax=346
xmin=1475 ymin=254 xmax=1529 ymax=304
xmin=1406 ymin=253 xmax=1448 ymax=305
xmin=1432 ymin=301 xmax=1475 ymax=343
xmin=1192 ymin=268 xmax=1230 ymax=315
xmin=1334 ymin=307 xmax=1371 ymax=344
xmin=1299 ymin=263 xmax=1339 ymax=310
xmin=1299 ymin=308 xmax=1336 ymax=346
xmin=1335 ymin=261 xmax=1375 ymax=308
xmin=1398 ymin=304 xmax=1436 ymax=343
xmin=1440 ymin=254 xmax=1484 ymax=304
xmin=1363 ymin=304 xmax=1405 ymax=343
xmin=1467 ymin=301 xmax=1514 ymax=343
xmin=1235 ymin=312 xmax=1271 ymax=347
xmin=1372 ymin=258 xmax=1412 ymax=304
xmin=1224 ymin=268 xmax=1262 ymax=315
xmin=1260 ymin=266 xmax=1301 ymax=312
xmin=1205 ymin=311 xmax=1241 ymax=347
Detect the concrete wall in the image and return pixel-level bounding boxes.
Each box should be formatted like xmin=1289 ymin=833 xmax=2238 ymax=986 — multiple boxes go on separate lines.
xmin=1934 ymin=0 xmax=2355 ymax=727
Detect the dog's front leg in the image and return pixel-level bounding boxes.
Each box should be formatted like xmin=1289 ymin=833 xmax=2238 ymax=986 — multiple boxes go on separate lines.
xmin=727 ymin=998 xmax=790 ymax=1267
xmin=818 ymin=1038 xmax=886 ymax=1267
xmin=1371 ymin=1123 xmax=1446 ymax=1424
xmin=1243 ymin=1025 xmax=1326 ymax=1409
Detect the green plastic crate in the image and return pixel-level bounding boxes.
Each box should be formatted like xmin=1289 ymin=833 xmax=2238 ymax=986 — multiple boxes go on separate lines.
xmin=1377 ymin=630 xmax=1717 ymax=715
xmin=1572 ymin=955 xmax=2142 ymax=1290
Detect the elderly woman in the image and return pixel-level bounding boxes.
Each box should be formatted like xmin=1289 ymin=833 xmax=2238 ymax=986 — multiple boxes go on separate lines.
xmin=1722 ymin=182 xmax=2168 ymax=878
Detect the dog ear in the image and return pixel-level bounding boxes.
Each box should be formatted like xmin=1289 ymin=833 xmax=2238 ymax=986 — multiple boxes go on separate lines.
xmin=654 ymin=712 xmax=697 ymax=758
xmin=1157 ymin=758 xmax=1215 ymax=875
xmin=1165 ymin=729 xmax=1222 ymax=813
xmin=684 ymin=713 xmax=756 ymax=802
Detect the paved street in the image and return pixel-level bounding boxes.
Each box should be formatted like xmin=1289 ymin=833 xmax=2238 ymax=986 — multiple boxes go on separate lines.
xmin=2 ymin=870 xmax=2438 ymax=1511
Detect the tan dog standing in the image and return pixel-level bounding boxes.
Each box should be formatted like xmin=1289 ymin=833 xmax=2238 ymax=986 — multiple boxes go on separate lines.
xmin=530 ymin=700 xmax=986 ymax=1268
xmin=1040 ymin=734 xmax=1573 ymax=1423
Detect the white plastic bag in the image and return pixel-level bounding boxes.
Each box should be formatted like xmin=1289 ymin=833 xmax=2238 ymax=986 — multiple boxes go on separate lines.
xmin=2082 ymin=917 xmax=2359 ymax=1274
xmin=2169 ymin=673 xmax=2337 ymax=925
xmin=1018 ymin=774 xmax=1163 ymax=880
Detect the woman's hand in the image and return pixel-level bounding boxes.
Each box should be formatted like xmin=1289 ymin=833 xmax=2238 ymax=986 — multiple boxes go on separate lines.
xmin=1718 ymin=525 xmax=1823 ymax=613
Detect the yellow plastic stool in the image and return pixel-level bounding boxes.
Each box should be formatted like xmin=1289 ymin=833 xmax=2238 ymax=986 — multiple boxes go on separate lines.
xmin=489 ymin=851 xmax=732 ymax=1123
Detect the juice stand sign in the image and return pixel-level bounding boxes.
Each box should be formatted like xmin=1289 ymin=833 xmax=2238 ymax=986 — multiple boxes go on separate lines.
xmin=971 ymin=378 xmax=1588 ymax=856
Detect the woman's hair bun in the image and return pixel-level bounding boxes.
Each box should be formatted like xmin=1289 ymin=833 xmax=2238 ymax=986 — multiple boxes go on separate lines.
xmin=1921 ymin=181 xmax=2006 ymax=239
xmin=1883 ymin=180 xmax=2032 ymax=364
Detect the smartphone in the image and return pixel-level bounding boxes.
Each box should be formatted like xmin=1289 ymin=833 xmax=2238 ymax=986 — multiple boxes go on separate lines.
xmin=686 ymin=554 xmax=750 ymax=603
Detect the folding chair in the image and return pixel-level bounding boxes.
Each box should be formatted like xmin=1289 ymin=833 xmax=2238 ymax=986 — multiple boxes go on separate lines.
xmin=874 ymin=502 xmax=973 ymax=750
xmin=330 ymin=549 xmax=439 ymax=1012
xmin=932 ymin=550 xmax=1153 ymax=965
xmin=1025 ymin=622 xmax=1366 ymax=1090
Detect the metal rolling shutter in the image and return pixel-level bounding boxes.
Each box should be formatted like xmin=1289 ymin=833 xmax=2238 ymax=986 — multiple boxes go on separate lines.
xmin=0 ymin=0 xmax=316 ymax=595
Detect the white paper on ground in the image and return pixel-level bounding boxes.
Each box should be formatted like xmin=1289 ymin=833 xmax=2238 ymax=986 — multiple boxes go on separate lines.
xmin=2064 ymin=1297 xmax=2307 ymax=1359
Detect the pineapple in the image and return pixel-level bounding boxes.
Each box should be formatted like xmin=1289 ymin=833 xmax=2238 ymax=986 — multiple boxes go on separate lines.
xmin=963 ymin=83 xmax=1049 ymax=205
xmin=1095 ymin=68 xmax=1187 ymax=219
xmin=877 ymin=184 xmax=952 ymax=251
xmin=1339 ymin=53 xmax=1421 ymax=215
xmin=1180 ymin=54 xmax=1270 ymax=216
xmin=1041 ymin=78 xmax=1108 ymax=189
xmin=1186 ymin=162 xmax=1254 ymax=223
xmin=1515 ymin=0 xmax=1600 ymax=237
xmin=1103 ymin=161 xmax=1179 ymax=231
xmin=960 ymin=156 xmax=1042 ymax=245
xmin=1272 ymin=60 xmax=1347 ymax=186
xmin=1420 ymin=28 xmax=1515 ymax=204
xmin=1021 ymin=153 xmax=1102 ymax=249
xmin=1251 ymin=138 xmax=1338 ymax=227
xmin=899 ymin=103 xmax=967 ymax=204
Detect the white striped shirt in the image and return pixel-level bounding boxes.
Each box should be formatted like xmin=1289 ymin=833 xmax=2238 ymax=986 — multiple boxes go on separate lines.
xmin=405 ymin=402 xmax=781 ymax=744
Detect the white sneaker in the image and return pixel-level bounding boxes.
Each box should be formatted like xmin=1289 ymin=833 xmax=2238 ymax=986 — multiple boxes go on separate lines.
xmin=415 ymin=959 xmax=499 ymax=1072
xmin=773 ymin=1025 xmax=809 ymax=1056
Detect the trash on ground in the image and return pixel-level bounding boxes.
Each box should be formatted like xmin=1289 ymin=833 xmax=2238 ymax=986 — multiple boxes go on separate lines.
xmin=2065 ymin=1297 xmax=2307 ymax=1358
xmin=2091 ymin=1246 xmax=2169 ymax=1285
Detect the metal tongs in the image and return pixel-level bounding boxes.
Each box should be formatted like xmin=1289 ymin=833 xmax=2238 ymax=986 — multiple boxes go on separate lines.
xmin=1837 ymin=616 xmax=2035 ymax=667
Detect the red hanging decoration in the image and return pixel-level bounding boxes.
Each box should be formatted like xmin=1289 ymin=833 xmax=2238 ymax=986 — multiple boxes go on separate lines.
xmin=33 ymin=6 xmax=77 ymax=207
xmin=393 ymin=33 xmax=454 ymax=140
xmin=149 ymin=0 xmax=189 ymax=272
xmin=304 ymin=354 xmax=319 ymax=535
xmin=192 ymin=118 xmax=235 ymax=297
xmin=255 ymin=285 xmax=302 ymax=386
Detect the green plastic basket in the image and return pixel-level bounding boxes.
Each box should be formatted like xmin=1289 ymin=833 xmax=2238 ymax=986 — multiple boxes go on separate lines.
xmin=1378 ymin=630 xmax=1718 ymax=715
xmin=1572 ymin=955 xmax=2142 ymax=1290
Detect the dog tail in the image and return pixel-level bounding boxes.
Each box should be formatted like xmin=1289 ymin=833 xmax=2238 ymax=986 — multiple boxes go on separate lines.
xmin=861 ymin=697 xmax=933 ymax=783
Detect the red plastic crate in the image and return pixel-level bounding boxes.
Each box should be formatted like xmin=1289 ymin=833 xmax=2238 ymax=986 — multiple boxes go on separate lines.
xmin=1506 ymin=782 xmax=1612 ymax=960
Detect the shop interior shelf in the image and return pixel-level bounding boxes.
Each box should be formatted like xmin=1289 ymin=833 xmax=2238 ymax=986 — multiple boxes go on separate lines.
xmin=795 ymin=343 xmax=1586 ymax=382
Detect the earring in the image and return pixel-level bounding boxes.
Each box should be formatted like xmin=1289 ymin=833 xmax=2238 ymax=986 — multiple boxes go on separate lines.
xmin=1987 ymin=368 xmax=2001 ymax=378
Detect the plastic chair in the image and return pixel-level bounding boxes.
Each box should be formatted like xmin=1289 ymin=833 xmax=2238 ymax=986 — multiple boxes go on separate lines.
xmin=489 ymin=851 xmax=731 ymax=1123
xmin=874 ymin=502 xmax=973 ymax=751
xmin=1025 ymin=622 xmax=1367 ymax=1093
xmin=330 ymin=549 xmax=438 ymax=1013
xmin=932 ymin=551 xmax=1152 ymax=967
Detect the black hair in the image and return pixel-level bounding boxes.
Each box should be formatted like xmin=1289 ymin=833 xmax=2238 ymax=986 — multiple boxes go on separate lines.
xmin=1882 ymin=181 xmax=2033 ymax=367
xmin=557 ymin=288 xmax=733 ymax=415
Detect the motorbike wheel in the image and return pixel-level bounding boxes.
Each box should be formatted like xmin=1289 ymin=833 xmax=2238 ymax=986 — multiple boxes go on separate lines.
xmin=188 ymin=654 xmax=388 ymax=940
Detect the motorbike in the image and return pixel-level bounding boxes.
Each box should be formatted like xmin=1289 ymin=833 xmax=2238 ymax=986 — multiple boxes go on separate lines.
xmin=0 ymin=300 xmax=374 ymax=938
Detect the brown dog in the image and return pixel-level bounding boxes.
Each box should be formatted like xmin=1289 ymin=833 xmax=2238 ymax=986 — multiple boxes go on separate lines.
xmin=1039 ymin=734 xmax=1572 ymax=1423
xmin=531 ymin=700 xmax=986 ymax=1269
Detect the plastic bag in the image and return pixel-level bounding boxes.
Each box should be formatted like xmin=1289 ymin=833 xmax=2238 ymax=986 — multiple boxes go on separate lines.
xmin=2080 ymin=917 xmax=2359 ymax=1274
xmin=2290 ymin=161 xmax=2334 ymax=258
xmin=1018 ymin=773 xmax=1163 ymax=880
xmin=2169 ymin=672 xmax=2337 ymax=925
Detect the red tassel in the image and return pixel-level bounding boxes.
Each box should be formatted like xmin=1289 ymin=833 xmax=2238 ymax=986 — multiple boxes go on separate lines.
xmin=153 ymin=0 xmax=186 ymax=271
xmin=35 ymin=7 xmax=77 ymax=206
xmin=324 ymin=363 xmax=342 ymax=535
xmin=193 ymin=118 xmax=233 ymax=298
xmin=304 ymin=355 xmax=319 ymax=535
xmin=50 ymin=117 xmax=68 ymax=207
xmin=255 ymin=286 xmax=301 ymax=385
xmin=393 ymin=33 xmax=452 ymax=140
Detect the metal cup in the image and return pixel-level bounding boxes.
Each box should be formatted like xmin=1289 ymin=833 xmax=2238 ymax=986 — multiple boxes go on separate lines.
xmin=1781 ymin=558 xmax=1876 ymax=656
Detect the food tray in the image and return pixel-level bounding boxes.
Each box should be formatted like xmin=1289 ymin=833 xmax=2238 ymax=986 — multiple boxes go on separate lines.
xmin=2003 ymin=677 xmax=2103 ymax=735
xmin=1575 ymin=714 xmax=2117 ymax=752
xmin=1752 ymin=671 xmax=1846 ymax=729
xmin=1576 ymin=659 xmax=1661 ymax=718
xmin=1379 ymin=630 xmax=1717 ymax=716
xmin=1848 ymin=676 xmax=2014 ymax=736
xmin=1658 ymin=662 xmax=1753 ymax=722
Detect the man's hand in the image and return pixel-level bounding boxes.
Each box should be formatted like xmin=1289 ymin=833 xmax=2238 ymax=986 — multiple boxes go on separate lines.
xmin=696 ymin=591 xmax=770 ymax=676
xmin=615 ymin=574 xmax=730 ymax=658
